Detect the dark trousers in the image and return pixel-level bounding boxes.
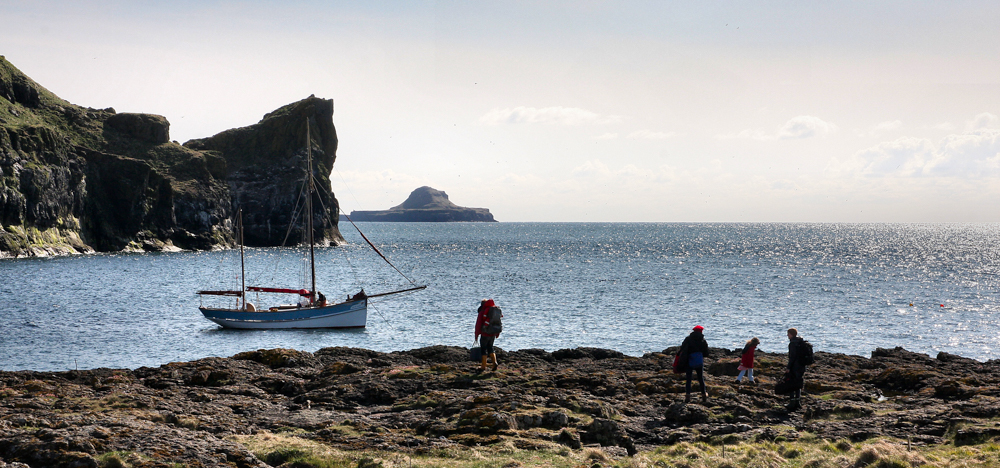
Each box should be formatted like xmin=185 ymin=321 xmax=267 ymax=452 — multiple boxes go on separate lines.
xmin=480 ymin=335 xmax=496 ymax=355
xmin=686 ymin=366 xmax=705 ymax=394
xmin=790 ymin=365 xmax=805 ymax=399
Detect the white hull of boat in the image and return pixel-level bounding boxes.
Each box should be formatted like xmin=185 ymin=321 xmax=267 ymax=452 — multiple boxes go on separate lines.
xmin=199 ymin=299 xmax=367 ymax=329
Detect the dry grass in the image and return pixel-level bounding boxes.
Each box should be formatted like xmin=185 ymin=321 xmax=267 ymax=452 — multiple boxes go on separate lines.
xmin=229 ymin=432 xmax=1000 ymax=468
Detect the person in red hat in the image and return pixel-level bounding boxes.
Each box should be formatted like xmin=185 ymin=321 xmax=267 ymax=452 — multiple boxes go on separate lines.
xmin=475 ymin=299 xmax=501 ymax=372
xmin=679 ymin=325 xmax=710 ymax=403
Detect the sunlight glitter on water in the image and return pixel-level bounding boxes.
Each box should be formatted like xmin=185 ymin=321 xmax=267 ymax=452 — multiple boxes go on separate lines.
xmin=1 ymin=222 xmax=999 ymax=371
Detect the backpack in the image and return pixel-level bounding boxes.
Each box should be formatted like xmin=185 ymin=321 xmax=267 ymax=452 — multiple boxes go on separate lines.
xmin=774 ymin=370 xmax=804 ymax=395
xmin=773 ymin=370 xmax=796 ymax=395
xmin=671 ymin=352 xmax=685 ymax=374
xmin=483 ymin=306 xmax=503 ymax=335
xmin=799 ymin=340 xmax=814 ymax=365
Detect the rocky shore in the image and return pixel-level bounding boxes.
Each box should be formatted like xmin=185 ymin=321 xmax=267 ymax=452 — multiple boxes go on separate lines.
xmin=1 ymin=345 xmax=999 ymax=467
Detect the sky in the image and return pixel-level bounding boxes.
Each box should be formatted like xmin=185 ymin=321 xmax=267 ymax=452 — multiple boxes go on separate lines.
xmin=2 ymin=0 xmax=999 ymax=222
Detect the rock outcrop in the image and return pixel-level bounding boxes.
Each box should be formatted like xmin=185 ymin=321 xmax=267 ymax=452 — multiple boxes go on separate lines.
xmin=185 ymin=96 xmax=343 ymax=246
xmin=2 ymin=344 xmax=1000 ymax=465
xmin=349 ymin=186 xmax=496 ymax=222
xmin=0 ymin=56 xmax=342 ymax=256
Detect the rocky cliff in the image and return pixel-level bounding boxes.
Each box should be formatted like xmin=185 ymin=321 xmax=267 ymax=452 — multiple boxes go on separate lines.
xmin=185 ymin=97 xmax=342 ymax=246
xmin=0 ymin=56 xmax=342 ymax=257
xmin=349 ymin=186 xmax=496 ymax=222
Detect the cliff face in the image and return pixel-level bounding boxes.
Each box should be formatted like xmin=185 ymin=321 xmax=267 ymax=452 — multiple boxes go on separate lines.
xmin=350 ymin=186 xmax=496 ymax=222
xmin=185 ymin=97 xmax=343 ymax=246
xmin=0 ymin=57 xmax=342 ymax=256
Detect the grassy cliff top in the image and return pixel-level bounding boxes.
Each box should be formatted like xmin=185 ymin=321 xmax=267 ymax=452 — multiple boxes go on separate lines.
xmin=0 ymin=56 xmax=116 ymax=150
xmin=0 ymin=57 xmax=214 ymax=191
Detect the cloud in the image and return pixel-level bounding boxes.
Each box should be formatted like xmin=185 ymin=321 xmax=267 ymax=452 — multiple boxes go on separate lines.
xmin=479 ymin=106 xmax=623 ymax=125
xmin=929 ymin=129 xmax=1000 ymax=176
xmin=592 ymin=130 xmax=677 ymax=140
xmin=570 ymin=159 xmax=681 ymax=183
xmin=571 ymin=159 xmax=613 ymax=176
xmin=496 ymin=172 xmax=547 ymax=186
xmin=330 ymin=169 xmax=428 ymax=211
xmin=769 ymin=179 xmax=801 ymax=191
xmin=861 ymin=120 xmax=903 ymax=137
xmin=626 ymin=130 xmax=676 ymax=140
xmin=836 ymin=127 xmax=1000 ymax=178
xmin=966 ymin=112 xmax=999 ymax=132
xmin=776 ymin=116 xmax=839 ymax=140
xmin=848 ymin=137 xmax=936 ymax=176
xmin=714 ymin=128 xmax=767 ymax=140
xmin=715 ymin=115 xmax=837 ymax=141
xmin=871 ymin=120 xmax=903 ymax=133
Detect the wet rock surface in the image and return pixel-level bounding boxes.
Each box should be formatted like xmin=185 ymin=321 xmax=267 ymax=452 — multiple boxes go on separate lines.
xmin=2 ymin=345 xmax=999 ymax=466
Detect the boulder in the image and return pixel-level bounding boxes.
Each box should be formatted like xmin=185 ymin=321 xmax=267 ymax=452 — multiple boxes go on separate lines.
xmin=104 ymin=113 xmax=169 ymax=144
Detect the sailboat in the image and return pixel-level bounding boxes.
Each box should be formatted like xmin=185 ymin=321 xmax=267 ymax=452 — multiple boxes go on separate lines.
xmin=197 ymin=121 xmax=425 ymax=329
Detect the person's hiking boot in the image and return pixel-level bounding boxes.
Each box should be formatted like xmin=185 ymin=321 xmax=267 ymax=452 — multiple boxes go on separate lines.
xmin=787 ymin=397 xmax=801 ymax=410
xmin=701 ymin=392 xmax=709 ymax=403
xmin=479 ymin=356 xmax=488 ymax=372
xmin=684 ymin=393 xmax=691 ymax=403
xmin=734 ymin=379 xmax=741 ymax=385
xmin=489 ymin=353 xmax=498 ymax=371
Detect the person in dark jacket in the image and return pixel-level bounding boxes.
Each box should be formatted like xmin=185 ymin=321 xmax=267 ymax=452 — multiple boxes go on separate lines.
xmin=786 ymin=328 xmax=807 ymax=408
xmin=679 ymin=325 xmax=710 ymax=403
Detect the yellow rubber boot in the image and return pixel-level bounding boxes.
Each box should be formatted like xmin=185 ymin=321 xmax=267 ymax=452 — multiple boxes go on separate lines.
xmin=480 ymin=355 xmax=488 ymax=371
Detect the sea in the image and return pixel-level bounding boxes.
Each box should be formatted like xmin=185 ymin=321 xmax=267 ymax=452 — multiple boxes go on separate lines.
xmin=2 ymin=222 xmax=999 ymax=372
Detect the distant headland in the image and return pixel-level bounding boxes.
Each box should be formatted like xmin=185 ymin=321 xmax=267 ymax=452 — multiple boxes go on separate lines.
xmin=348 ymin=186 xmax=497 ymax=222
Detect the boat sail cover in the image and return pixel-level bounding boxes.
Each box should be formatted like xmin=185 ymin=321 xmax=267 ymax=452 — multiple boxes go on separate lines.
xmin=247 ymin=287 xmax=312 ymax=296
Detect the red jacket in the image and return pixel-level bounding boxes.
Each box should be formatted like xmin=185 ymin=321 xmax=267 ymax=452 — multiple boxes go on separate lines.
xmin=740 ymin=343 xmax=757 ymax=368
xmin=475 ymin=299 xmax=496 ymax=340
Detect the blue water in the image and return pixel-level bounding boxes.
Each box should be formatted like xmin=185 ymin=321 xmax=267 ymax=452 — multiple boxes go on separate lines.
xmin=2 ymin=223 xmax=999 ymax=372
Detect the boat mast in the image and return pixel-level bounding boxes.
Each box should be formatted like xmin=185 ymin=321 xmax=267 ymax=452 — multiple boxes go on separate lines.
xmin=306 ymin=120 xmax=316 ymax=303
xmin=238 ymin=207 xmax=245 ymax=309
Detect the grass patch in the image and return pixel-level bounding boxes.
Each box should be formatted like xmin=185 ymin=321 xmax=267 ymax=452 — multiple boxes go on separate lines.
xmin=229 ymin=431 xmax=1000 ymax=468
xmin=325 ymin=424 xmax=363 ymax=437
xmin=235 ymin=431 xmax=604 ymax=468
xmin=96 ymin=451 xmax=148 ymax=468
xmin=387 ymin=366 xmax=430 ymax=379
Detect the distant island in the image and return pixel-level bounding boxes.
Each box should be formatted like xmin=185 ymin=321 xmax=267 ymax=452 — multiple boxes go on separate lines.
xmin=348 ymin=186 xmax=496 ymax=222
